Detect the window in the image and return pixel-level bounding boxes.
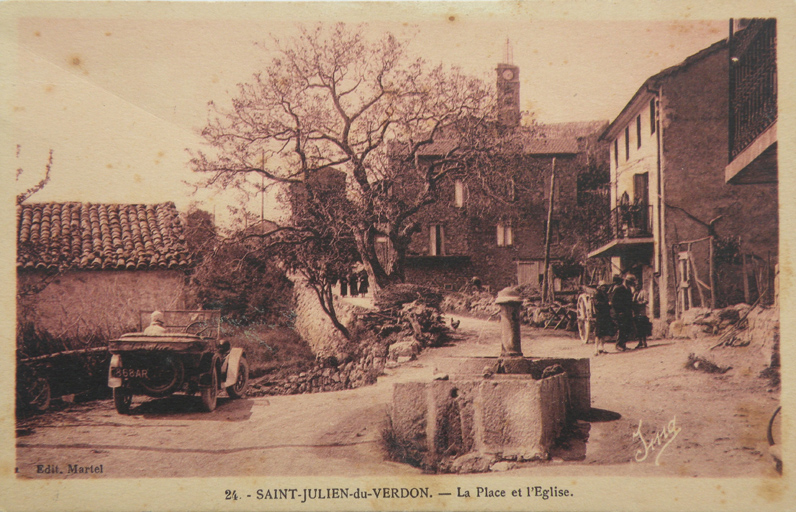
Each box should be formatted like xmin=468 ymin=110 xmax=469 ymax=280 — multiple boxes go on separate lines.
xmin=614 ymin=139 xmax=619 ymax=168
xmin=429 ymin=224 xmax=445 ymax=256
xmin=496 ymin=222 xmax=513 ymax=247
xmin=625 ymin=126 xmax=630 ymax=160
xmin=650 ymin=98 xmax=656 ymax=135
xmin=636 ymin=115 xmax=642 ymax=148
xmin=454 ymin=179 xmax=465 ymax=207
xmin=508 ymin=178 xmax=516 ymax=201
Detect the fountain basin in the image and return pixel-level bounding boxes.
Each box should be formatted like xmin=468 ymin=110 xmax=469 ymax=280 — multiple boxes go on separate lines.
xmin=391 ymin=357 xmax=589 ymax=465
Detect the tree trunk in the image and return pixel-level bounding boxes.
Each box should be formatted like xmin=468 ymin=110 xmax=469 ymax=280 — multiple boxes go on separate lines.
xmin=312 ymin=283 xmax=350 ymax=339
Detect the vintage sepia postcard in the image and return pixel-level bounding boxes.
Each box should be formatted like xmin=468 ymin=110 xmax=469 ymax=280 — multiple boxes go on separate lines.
xmin=1 ymin=1 xmax=793 ymax=510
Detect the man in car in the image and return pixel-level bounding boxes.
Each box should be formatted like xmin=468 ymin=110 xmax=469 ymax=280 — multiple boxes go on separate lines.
xmin=144 ymin=310 xmax=167 ymax=335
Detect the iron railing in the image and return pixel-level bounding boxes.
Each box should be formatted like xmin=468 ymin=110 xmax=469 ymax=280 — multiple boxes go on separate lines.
xmin=729 ymin=19 xmax=777 ymax=161
xmin=588 ymin=204 xmax=653 ymax=252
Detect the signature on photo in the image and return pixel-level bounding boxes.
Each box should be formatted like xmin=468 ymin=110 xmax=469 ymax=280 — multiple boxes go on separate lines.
xmin=633 ymin=416 xmax=681 ymax=465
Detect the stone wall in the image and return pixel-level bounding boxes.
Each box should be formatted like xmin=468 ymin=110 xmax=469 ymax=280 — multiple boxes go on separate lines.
xmin=17 ymin=269 xmax=188 ymax=339
xmin=291 ymin=278 xmax=360 ymax=359
xmin=252 ymin=344 xmax=388 ymax=396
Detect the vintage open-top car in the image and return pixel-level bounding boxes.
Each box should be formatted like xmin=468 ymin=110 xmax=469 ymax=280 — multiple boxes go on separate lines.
xmin=108 ymin=310 xmax=248 ymax=414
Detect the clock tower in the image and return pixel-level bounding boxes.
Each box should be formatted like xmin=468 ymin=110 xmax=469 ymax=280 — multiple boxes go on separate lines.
xmin=496 ymin=63 xmax=520 ymax=128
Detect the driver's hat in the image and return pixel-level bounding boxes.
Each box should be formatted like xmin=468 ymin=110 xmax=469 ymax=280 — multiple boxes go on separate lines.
xmin=151 ymin=310 xmax=165 ymax=325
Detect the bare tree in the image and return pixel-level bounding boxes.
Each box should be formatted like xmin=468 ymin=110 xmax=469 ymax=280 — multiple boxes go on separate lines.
xmin=16 ymin=148 xmax=54 ymax=205
xmin=192 ymin=23 xmax=501 ymax=291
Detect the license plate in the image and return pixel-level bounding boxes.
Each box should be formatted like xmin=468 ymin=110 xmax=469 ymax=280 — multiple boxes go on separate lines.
xmin=111 ymin=367 xmax=150 ymax=379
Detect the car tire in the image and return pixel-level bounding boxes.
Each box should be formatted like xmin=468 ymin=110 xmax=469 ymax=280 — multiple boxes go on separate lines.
xmin=140 ymin=355 xmax=184 ymax=397
xmin=200 ymin=368 xmax=218 ymax=412
xmin=226 ymin=358 xmax=249 ymax=399
xmin=114 ymin=387 xmax=132 ymax=415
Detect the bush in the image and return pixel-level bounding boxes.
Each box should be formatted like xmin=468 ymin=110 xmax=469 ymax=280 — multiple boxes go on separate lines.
xmin=374 ymin=284 xmax=443 ymax=310
xmin=221 ymin=322 xmax=315 ymax=380
xmin=16 ymin=322 xmax=113 ymax=405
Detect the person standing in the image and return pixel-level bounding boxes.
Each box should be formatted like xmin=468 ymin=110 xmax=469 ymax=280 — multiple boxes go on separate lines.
xmin=627 ymin=275 xmax=650 ymax=348
xmin=593 ymin=280 xmax=614 ymax=355
xmin=349 ymin=273 xmax=359 ymax=297
xmin=610 ymin=275 xmax=634 ymax=351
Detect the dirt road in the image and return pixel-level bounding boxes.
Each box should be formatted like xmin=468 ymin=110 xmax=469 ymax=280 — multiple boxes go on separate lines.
xmin=16 ymin=316 xmax=780 ymax=479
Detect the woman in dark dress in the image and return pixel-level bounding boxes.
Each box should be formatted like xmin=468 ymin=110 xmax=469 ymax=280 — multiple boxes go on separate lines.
xmin=593 ymin=280 xmax=614 ymax=355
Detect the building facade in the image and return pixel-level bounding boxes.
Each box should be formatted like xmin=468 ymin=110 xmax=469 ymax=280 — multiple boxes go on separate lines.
xmin=17 ymin=202 xmax=192 ymax=338
xmin=589 ymin=30 xmax=778 ymax=331
xmin=404 ymin=62 xmax=609 ymax=292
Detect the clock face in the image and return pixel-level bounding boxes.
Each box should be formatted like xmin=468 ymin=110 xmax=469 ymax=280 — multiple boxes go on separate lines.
xmin=502 ymin=69 xmax=515 ymax=80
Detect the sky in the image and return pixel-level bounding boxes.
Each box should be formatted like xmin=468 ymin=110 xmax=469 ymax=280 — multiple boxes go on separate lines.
xmin=5 ymin=3 xmax=731 ymax=225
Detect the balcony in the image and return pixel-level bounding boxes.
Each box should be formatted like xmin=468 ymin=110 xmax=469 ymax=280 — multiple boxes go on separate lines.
xmin=587 ymin=204 xmax=654 ymax=259
xmin=726 ymin=19 xmax=777 ymax=184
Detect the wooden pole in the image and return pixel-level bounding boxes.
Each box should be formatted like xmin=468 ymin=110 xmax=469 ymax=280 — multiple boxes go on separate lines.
xmin=542 ymin=157 xmax=556 ymax=304
xmin=709 ymin=235 xmax=717 ymax=309
xmin=741 ymin=241 xmax=750 ymax=304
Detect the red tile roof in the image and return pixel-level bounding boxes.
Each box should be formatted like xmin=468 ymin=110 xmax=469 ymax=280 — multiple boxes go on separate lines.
xmin=17 ymin=202 xmax=191 ymax=271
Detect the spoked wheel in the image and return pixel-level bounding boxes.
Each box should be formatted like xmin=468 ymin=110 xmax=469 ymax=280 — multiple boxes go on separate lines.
xmin=577 ymin=294 xmax=593 ymax=344
xmin=200 ymin=368 xmax=218 ymax=412
xmin=113 ymin=387 xmax=133 ymax=415
xmin=17 ymin=364 xmax=51 ymax=413
xmin=226 ymin=358 xmax=249 ymax=399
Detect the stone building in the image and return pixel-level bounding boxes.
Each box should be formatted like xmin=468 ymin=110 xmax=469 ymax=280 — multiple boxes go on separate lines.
xmin=17 ymin=202 xmax=191 ymax=338
xmin=403 ymin=61 xmax=609 ymax=292
xmin=588 ymin=27 xmax=778 ymax=332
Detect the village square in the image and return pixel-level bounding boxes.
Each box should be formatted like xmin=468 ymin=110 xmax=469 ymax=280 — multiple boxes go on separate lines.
xmin=11 ymin=11 xmax=781 ymax=490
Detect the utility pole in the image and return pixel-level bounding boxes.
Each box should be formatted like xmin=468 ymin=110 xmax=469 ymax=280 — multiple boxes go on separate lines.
xmin=542 ymin=157 xmax=556 ymax=304
xmin=261 ymin=149 xmax=265 ymax=236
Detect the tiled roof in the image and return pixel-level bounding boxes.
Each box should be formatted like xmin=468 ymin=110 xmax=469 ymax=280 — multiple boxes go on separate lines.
xmin=521 ymin=138 xmax=580 ymax=155
xmin=17 ymin=202 xmax=191 ymax=271
xmin=536 ymin=121 xmax=609 ymax=139
xmin=416 ymin=133 xmax=586 ymax=157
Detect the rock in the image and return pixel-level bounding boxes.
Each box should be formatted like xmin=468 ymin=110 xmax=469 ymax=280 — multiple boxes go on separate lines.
xmin=450 ymin=453 xmax=497 ymax=474
xmin=396 ymin=355 xmax=413 ymax=364
xmin=489 ymin=461 xmax=516 ymax=472
xmin=389 ymin=340 xmax=421 ymax=361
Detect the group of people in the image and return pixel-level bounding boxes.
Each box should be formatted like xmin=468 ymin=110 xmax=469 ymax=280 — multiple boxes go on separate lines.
xmin=339 ymin=271 xmax=369 ymax=298
xmin=592 ymin=274 xmax=651 ymax=355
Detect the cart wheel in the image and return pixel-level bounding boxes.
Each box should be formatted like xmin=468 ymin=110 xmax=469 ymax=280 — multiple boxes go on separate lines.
xmin=577 ymin=295 xmax=593 ymax=344
xmin=21 ymin=370 xmax=51 ymax=413
xmin=578 ymin=317 xmax=592 ymax=344
xmin=113 ymin=387 xmax=132 ymax=415
xmin=201 ymin=368 xmax=218 ymax=412
xmin=226 ymin=358 xmax=249 ymax=399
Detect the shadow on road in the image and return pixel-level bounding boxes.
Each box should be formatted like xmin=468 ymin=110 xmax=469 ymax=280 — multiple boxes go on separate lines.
xmin=130 ymin=395 xmax=254 ymax=421
xmin=580 ymin=407 xmax=622 ymax=422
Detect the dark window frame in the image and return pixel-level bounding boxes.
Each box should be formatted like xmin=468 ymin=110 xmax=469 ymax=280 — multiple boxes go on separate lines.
xmin=650 ymin=98 xmax=657 ymax=135
xmin=625 ymin=126 xmax=630 ymax=160
xmin=636 ymin=114 xmax=642 ymax=148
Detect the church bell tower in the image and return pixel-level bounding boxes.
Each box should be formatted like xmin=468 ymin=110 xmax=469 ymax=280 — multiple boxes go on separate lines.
xmin=497 ymin=63 xmax=521 ymax=128
xmin=496 ymin=39 xmax=520 ymax=129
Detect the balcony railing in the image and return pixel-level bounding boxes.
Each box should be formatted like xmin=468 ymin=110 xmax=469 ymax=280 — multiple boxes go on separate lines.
xmin=729 ymin=19 xmax=777 ymax=161
xmin=588 ymin=204 xmax=653 ymax=252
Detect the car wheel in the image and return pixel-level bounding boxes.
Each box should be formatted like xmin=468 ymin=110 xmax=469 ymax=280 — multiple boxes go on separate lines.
xmin=226 ymin=358 xmax=249 ymax=399
xmin=114 ymin=387 xmax=132 ymax=415
xmin=17 ymin=364 xmax=51 ymax=414
xmin=200 ymin=368 xmax=218 ymax=412
xmin=140 ymin=355 xmax=184 ymax=396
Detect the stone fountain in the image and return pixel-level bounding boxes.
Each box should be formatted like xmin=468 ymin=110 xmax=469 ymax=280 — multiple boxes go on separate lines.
xmin=390 ymin=287 xmax=590 ymax=469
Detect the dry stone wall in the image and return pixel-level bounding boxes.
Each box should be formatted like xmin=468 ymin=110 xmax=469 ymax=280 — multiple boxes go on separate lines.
xmin=291 ymin=278 xmax=359 ymax=359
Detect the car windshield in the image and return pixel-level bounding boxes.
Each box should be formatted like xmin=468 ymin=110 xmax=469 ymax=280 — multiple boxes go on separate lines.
xmin=138 ymin=310 xmax=220 ymax=337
